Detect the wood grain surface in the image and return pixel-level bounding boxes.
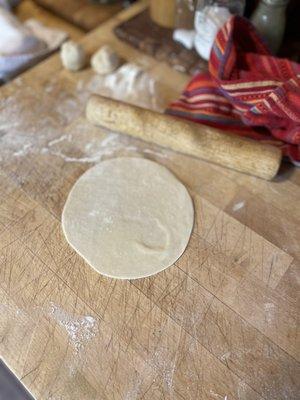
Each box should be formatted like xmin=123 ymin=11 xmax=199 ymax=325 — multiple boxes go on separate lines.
xmin=35 ymin=0 xmax=122 ymax=31
xmin=114 ymin=10 xmax=208 ymax=75
xmin=16 ymin=0 xmax=84 ymax=40
xmin=0 ymin=2 xmax=299 ymax=400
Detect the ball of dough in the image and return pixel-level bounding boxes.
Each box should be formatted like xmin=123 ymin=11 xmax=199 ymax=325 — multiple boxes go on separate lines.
xmin=91 ymin=45 xmax=120 ymax=75
xmin=60 ymin=40 xmax=86 ymax=71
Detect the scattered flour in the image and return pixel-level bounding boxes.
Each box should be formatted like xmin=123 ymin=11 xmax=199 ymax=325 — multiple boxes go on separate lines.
xmin=264 ymin=302 xmax=275 ymax=324
xmin=210 ymin=390 xmax=226 ymax=399
xmin=0 ymin=303 xmax=24 ymax=317
xmin=13 ymin=143 xmax=32 ymax=156
xmin=210 ymin=391 xmax=229 ymax=400
xmin=232 ymin=201 xmax=245 ymax=212
xmin=47 ymin=134 xmax=72 ymax=147
xmin=43 ymin=130 xmax=168 ymax=164
xmin=47 ymin=150 xmax=111 ymax=164
xmin=49 ymin=302 xmax=98 ymax=353
xmin=163 ymin=363 xmax=176 ymax=391
xmin=124 ymin=374 xmax=143 ymax=400
xmin=89 ymin=210 xmax=99 ymax=217
xmin=82 ymin=63 xmax=166 ymax=112
xmin=220 ymin=351 xmax=231 ymax=362
xmin=0 ymin=62 xmax=168 ymax=165
xmin=148 ymin=343 xmax=179 ymax=393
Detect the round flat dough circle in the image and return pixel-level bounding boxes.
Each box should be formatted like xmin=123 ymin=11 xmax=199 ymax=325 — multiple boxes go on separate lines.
xmin=62 ymin=158 xmax=194 ymax=279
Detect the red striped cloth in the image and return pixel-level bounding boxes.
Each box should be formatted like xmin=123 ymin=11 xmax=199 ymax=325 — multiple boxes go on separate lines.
xmin=167 ymin=17 xmax=300 ymax=164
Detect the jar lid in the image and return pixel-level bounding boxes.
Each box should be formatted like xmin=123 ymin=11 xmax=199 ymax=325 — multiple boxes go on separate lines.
xmin=263 ymin=0 xmax=289 ymax=5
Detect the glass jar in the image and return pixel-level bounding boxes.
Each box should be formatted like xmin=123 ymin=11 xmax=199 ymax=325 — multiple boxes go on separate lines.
xmin=251 ymin=0 xmax=289 ymax=53
xmin=196 ymin=0 xmax=245 ymax=15
xmin=194 ymin=0 xmax=245 ymax=59
xmin=150 ymin=0 xmax=176 ymax=28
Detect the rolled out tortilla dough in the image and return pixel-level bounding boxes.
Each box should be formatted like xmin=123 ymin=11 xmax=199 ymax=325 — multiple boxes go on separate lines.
xmin=62 ymin=157 xmax=194 ymax=279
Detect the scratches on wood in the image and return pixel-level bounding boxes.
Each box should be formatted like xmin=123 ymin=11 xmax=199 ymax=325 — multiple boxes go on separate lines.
xmin=0 ymin=2 xmax=299 ymax=398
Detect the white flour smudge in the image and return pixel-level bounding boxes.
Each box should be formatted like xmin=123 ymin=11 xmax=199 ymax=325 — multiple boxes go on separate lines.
xmin=0 ymin=303 xmax=23 ymax=316
xmin=143 ymin=148 xmax=169 ymax=158
xmin=264 ymin=302 xmax=275 ymax=324
xmin=48 ymin=134 xmax=72 ymax=147
xmin=82 ymin=63 xmax=166 ymax=112
xmin=232 ymin=201 xmax=245 ymax=212
xmin=0 ymin=63 xmax=169 ymax=165
xmin=149 ymin=346 xmax=177 ymax=393
xmin=13 ymin=143 xmax=32 ymax=156
xmin=48 ymin=147 xmax=168 ymax=164
xmin=49 ymin=302 xmax=98 ymax=353
xmin=47 ymin=149 xmax=112 ymax=164
xmin=124 ymin=374 xmax=143 ymax=400
xmin=163 ymin=362 xmax=176 ymax=391
xmin=220 ymin=351 xmax=231 ymax=362
xmin=209 ymin=390 xmax=224 ymax=399
xmin=44 ymin=131 xmax=168 ymax=164
xmin=210 ymin=391 xmax=229 ymax=400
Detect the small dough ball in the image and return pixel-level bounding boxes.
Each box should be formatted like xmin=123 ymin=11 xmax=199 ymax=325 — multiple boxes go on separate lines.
xmin=60 ymin=40 xmax=86 ymax=71
xmin=91 ymin=45 xmax=120 ymax=75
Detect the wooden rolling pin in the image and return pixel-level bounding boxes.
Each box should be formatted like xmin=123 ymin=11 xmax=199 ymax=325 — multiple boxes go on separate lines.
xmin=86 ymin=95 xmax=282 ymax=180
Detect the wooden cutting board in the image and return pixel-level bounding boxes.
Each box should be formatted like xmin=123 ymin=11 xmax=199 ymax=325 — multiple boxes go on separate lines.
xmin=35 ymin=0 xmax=122 ymax=31
xmin=16 ymin=0 xmax=84 ymax=40
xmin=114 ymin=9 xmax=208 ymax=75
xmin=0 ymin=2 xmax=299 ymax=400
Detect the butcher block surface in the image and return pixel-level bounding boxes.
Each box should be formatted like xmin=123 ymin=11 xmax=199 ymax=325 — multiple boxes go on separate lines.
xmin=35 ymin=0 xmax=122 ymax=31
xmin=0 ymin=2 xmax=299 ymax=400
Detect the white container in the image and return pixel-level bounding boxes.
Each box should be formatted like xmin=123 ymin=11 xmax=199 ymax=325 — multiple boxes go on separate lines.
xmin=194 ymin=0 xmax=245 ymax=60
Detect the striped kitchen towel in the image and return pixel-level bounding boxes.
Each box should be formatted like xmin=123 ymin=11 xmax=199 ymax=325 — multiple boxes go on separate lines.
xmin=167 ymin=16 xmax=300 ymax=164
